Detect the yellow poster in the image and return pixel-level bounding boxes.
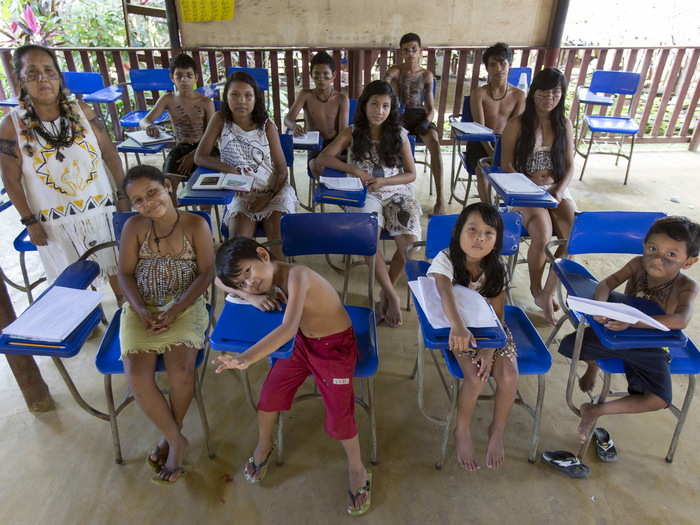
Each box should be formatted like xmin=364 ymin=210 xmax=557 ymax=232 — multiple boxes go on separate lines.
xmin=179 ymin=0 xmax=235 ymax=22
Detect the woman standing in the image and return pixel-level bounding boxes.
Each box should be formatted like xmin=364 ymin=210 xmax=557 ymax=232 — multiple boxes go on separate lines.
xmin=0 ymin=44 xmax=129 ymax=290
xmin=500 ymin=68 xmax=575 ymax=324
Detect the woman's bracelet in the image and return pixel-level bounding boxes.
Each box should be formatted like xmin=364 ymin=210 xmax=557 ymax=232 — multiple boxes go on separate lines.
xmin=20 ymin=214 xmax=38 ymax=226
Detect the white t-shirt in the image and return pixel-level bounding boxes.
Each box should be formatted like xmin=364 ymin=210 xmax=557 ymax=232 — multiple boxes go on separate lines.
xmin=427 ymin=249 xmax=485 ymax=292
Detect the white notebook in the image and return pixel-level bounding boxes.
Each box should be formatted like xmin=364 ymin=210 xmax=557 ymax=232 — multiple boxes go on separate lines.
xmin=489 ymin=172 xmax=546 ymax=195
xmin=566 ymin=296 xmax=669 ymax=331
xmin=452 ymin=121 xmax=494 ymax=136
xmin=293 ymin=131 xmax=321 ymax=146
xmin=408 ymin=276 xmax=500 ymax=329
xmin=192 ymin=172 xmax=254 ymax=192
xmin=2 ymin=286 xmax=103 ymax=342
xmin=125 ymin=129 xmax=174 ymax=146
xmin=319 ymin=176 xmax=363 ymax=191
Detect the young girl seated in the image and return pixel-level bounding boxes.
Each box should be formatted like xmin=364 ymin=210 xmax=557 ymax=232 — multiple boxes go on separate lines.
xmin=118 ymin=165 xmax=214 ymax=484
xmin=428 ymin=203 xmax=518 ymax=470
xmin=500 ymin=67 xmax=575 ymax=325
xmin=317 ymin=80 xmax=421 ymax=327
xmin=195 ymin=71 xmax=295 ymax=258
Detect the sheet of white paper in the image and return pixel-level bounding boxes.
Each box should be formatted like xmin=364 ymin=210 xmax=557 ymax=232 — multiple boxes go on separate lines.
xmin=293 ymin=131 xmax=320 ymax=146
xmin=2 ymin=286 xmax=103 ymax=342
xmin=408 ymin=277 xmax=500 ymax=329
xmin=320 ymin=176 xmax=363 ymax=191
xmin=221 ymin=173 xmax=254 ymax=192
xmin=125 ymin=130 xmax=174 ymax=145
xmin=566 ymin=296 xmax=669 ymax=331
xmin=489 ymin=172 xmax=546 ymax=195
xmin=451 ymin=121 xmax=494 ymax=135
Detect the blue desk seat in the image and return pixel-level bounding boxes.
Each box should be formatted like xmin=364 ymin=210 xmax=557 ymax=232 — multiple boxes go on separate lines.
xmin=116 ymin=137 xmax=169 ymax=170
xmin=119 ymin=109 xmax=170 ymax=129
xmin=313 ymin=168 xmax=368 ymax=208
xmin=118 ymin=68 xmax=173 ymax=131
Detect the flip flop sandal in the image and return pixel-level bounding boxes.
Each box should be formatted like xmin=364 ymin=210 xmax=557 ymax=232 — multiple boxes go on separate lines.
xmin=243 ymin=447 xmax=274 ymax=484
xmin=146 ymin=445 xmax=167 ymax=473
xmin=542 ymin=450 xmax=591 ymax=479
xmin=347 ymin=471 xmax=373 ymax=517
xmin=593 ymin=428 xmax=619 ymax=462
xmin=151 ymin=467 xmax=186 ymax=485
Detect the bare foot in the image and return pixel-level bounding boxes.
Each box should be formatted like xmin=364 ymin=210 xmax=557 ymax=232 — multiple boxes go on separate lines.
xmin=485 ymin=425 xmax=505 ymax=469
xmin=432 ymin=200 xmax=446 ymax=216
xmin=533 ymin=290 xmax=556 ymax=325
xmin=157 ymin=434 xmax=188 ymax=482
xmin=578 ymin=403 xmax=597 ymax=443
xmin=374 ymin=299 xmax=386 ymax=325
xmin=579 ymin=363 xmax=599 ymax=393
xmin=381 ymin=289 xmax=403 ymax=328
xmin=348 ymin=466 xmax=370 ymax=512
xmin=455 ymin=429 xmax=480 ymax=471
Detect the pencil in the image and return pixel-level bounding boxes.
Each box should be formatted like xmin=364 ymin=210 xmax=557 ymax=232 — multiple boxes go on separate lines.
xmin=7 ymin=341 xmax=64 ymax=349
xmin=322 ymin=195 xmax=361 ymax=203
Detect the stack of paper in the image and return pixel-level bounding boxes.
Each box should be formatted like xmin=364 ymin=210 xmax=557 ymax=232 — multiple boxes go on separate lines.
xmin=293 ymin=130 xmax=321 ymax=146
xmin=125 ymin=130 xmax=174 ymax=146
xmin=451 ymin=121 xmax=494 ymax=135
xmin=408 ymin=276 xmax=501 ymax=329
xmin=319 ymin=176 xmax=364 ymax=191
xmin=566 ymin=296 xmax=669 ymax=331
xmin=2 ymin=286 xmax=103 ymax=342
xmin=489 ymin=172 xmax=547 ymax=195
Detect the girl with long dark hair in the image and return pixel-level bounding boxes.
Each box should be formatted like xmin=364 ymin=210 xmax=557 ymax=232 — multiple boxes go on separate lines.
xmin=318 ymin=80 xmax=421 ymax=328
xmin=428 ymin=202 xmax=518 ymax=470
xmin=501 ymin=67 xmax=575 ymax=324
xmin=195 ymin=71 xmax=295 ymax=259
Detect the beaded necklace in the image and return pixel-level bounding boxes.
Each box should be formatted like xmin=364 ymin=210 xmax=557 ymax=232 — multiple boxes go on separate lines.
xmin=487 ymin=83 xmax=509 ymax=102
xmin=18 ymin=91 xmax=85 ymax=161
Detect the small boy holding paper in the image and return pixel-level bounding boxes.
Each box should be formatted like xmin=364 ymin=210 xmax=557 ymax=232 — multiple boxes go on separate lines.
xmin=558 ymin=216 xmax=699 ymax=457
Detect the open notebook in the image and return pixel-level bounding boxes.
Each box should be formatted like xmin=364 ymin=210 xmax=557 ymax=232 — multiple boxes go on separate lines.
xmin=451 ymin=121 xmax=494 ymax=136
xmin=488 ymin=172 xmax=548 ymax=195
xmin=124 ymin=129 xmax=174 ymax=146
xmin=192 ymin=172 xmax=254 ymax=192
xmin=2 ymin=286 xmax=103 ymax=342
xmin=408 ymin=276 xmax=501 ymax=329
xmin=319 ymin=176 xmax=364 ymax=191
xmin=293 ymin=131 xmax=321 ymax=146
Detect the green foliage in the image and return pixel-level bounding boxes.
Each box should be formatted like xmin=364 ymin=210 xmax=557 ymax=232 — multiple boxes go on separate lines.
xmin=59 ymin=0 xmax=126 ymax=48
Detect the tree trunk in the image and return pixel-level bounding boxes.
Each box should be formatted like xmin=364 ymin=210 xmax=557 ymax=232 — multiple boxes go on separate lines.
xmin=0 ymin=278 xmax=54 ymax=412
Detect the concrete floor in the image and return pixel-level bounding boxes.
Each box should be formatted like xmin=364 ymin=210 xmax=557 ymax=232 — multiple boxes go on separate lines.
xmin=1 ymin=147 xmax=699 ymax=525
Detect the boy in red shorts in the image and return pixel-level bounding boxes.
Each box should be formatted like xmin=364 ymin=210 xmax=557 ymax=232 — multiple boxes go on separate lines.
xmin=213 ymin=237 xmax=372 ymax=516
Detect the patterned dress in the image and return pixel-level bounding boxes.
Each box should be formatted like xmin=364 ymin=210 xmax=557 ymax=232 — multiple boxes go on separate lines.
xmin=10 ymin=103 xmax=117 ymax=282
xmin=219 ymin=119 xmax=296 ymax=223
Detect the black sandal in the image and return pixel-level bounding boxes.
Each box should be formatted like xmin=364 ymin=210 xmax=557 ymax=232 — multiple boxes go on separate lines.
xmin=593 ymin=428 xmax=618 ymax=462
xmin=542 ymin=450 xmax=591 ymax=479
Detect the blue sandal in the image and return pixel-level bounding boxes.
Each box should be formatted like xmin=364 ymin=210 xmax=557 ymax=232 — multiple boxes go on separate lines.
xmin=243 ymin=448 xmax=274 ymax=483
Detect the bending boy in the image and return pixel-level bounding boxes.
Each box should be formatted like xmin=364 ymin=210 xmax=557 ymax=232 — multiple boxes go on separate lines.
xmin=284 ymin=51 xmax=349 ymax=178
xmin=213 ymin=237 xmax=372 ymax=516
xmin=386 ymin=32 xmax=445 ymax=215
xmin=469 ymin=43 xmax=525 ymax=203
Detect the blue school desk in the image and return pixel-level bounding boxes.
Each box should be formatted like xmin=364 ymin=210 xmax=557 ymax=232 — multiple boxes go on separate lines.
xmin=178 ymin=168 xmax=235 ymax=242
xmin=0 ymin=260 xmax=110 ymax=420
xmin=313 ymin=168 xmax=368 ymax=208
xmin=485 ymin=171 xmax=559 ymax=208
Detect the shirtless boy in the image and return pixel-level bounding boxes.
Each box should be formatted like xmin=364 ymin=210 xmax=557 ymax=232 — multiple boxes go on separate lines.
xmin=469 ymin=43 xmax=525 ymax=203
xmin=140 ymin=54 xmax=215 ymax=193
xmin=284 ymin=51 xmax=349 ymax=177
xmin=551 ymin=216 xmax=699 ymax=476
xmin=386 ymin=33 xmax=445 ymax=215
xmin=213 ymin=237 xmax=372 ymax=516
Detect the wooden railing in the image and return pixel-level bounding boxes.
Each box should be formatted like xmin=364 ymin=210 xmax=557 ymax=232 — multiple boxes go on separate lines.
xmin=1 ymin=45 xmax=698 ymax=150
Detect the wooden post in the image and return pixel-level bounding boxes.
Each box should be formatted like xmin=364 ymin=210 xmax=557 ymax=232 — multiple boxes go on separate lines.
xmin=544 ymin=0 xmax=570 ymax=68
xmin=0 ymin=277 xmax=54 ymax=412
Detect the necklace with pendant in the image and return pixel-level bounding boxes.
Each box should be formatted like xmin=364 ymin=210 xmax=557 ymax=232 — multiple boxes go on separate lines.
xmin=151 ymin=211 xmax=181 ymax=252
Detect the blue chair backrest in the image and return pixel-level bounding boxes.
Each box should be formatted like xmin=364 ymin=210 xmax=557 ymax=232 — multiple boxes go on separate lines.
xmin=408 ymin=134 xmax=416 ymax=157
xmin=129 ymin=69 xmax=174 ymax=92
xmin=349 ymin=98 xmax=358 ymax=125
xmin=281 ymin=212 xmax=378 ymax=257
xmin=491 ymin=138 xmax=502 ymax=169
xmin=226 ymin=67 xmax=269 ymax=91
xmin=566 ymin=211 xmax=666 ymax=256
xmin=460 ymin=95 xmax=473 ymax=123
xmin=113 ymin=211 xmax=211 ymax=244
xmin=62 ymin=72 xmax=105 ymax=95
xmin=279 ymin=133 xmax=294 ymax=167
xmin=425 ymin=211 xmax=522 ymax=259
xmin=589 ymin=70 xmax=641 ymax=96
xmin=508 ymin=67 xmax=532 ymax=89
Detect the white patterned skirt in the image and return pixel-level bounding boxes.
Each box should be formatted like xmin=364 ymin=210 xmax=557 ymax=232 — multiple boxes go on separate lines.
xmin=225 ymin=183 xmax=297 ymax=225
